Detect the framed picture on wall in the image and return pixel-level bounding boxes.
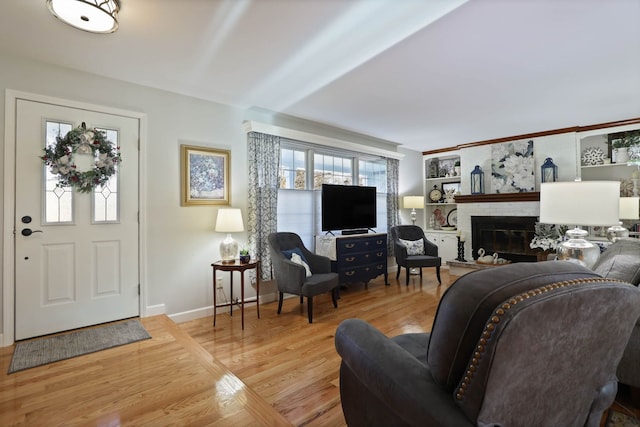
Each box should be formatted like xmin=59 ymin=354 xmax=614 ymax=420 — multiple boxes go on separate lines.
xmin=181 ymin=144 xmax=230 ymax=206
xmin=441 ymin=182 xmax=461 ymax=194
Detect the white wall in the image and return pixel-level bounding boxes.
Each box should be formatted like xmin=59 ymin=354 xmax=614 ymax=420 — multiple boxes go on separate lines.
xmin=398 ymin=147 xmax=425 ymax=226
xmin=0 ymin=52 xmax=415 ymax=334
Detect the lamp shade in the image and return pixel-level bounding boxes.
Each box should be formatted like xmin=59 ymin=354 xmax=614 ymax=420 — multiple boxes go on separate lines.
xmin=47 ymin=0 xmax=120 ymax=33
xmin=620 ymin=197 xmax=640 ymax=220
xmin=539 ymin=181 xmax=620 ymax=226
xmin=403 ymin=196 xmax=424 ymax=209
xmin=215 ymin=208 xmax=244 ymax=232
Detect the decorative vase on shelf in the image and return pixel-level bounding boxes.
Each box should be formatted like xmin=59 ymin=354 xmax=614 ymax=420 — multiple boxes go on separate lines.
xmin=615 ymin=148 xmax=629 ymax=164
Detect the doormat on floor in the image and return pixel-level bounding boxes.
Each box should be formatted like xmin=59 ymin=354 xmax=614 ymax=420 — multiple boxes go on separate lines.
xmin=606 ymin=409 xmax=640 ymax=427
xmin=8 ymin=319 xmax=151 ymax=374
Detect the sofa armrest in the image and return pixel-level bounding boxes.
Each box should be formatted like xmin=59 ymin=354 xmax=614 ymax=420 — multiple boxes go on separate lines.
xmin=335 ymin=319 xmax=473 ymax=426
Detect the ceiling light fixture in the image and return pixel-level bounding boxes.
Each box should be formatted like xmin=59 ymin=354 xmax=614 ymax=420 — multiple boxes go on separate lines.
xmin=46 ymin=0 xmax=120 ymax=34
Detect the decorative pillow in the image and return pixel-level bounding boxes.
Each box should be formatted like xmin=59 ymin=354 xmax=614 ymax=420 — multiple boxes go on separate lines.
xmin=282 ymin=248 xmax=312 ymax=277
xmin=399 ymin=238 xmax=424 ymax=255
xmin=290 ymin=252 xmax=312 ymax=277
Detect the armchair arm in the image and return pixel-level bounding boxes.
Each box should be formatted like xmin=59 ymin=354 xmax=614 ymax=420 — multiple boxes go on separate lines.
xmin=335 ymin=319 xmax=472 ymax=426
xmin=393 ymin=241 xmax=409 ymax=264
xmin=272 ymin=257 xmax=306 ymax=294
xmin=423 ymin=238 xmax=439 ymax=257
xmin=302 ymin=250 xmax=332 ymax=274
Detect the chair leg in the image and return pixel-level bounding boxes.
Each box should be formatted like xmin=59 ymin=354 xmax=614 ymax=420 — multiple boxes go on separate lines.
xmin=307 ymin=297 xmax=313 ymax=323
xmin=406 ymin=267 xmax=410 ymax=286
xmin=277 ymin=292 xmax=284 ymax=314
xmin=332 ymin=288 xmax=338 ymax=308
xmin=436 ymin=266 xmax=442 ymax=284
xmin=396 ymin=267 xmax=401 ymax=279
xmin=300 ymin=295 xmax=303 ymax=304
xmin=419 ymin=268 xmax=423 ymax=280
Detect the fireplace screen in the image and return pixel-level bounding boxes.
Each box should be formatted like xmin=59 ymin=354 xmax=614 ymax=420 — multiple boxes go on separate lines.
xmin=471 ymin=216 xmax=538 ymax=262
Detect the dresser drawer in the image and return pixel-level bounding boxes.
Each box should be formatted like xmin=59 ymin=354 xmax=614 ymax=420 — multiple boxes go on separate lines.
xmin=337 ymin=236 xmax=386 ymax=253
xmin=339 ymin=262 xmax=387 ymax=284
xmin=337 ymin=250 xmax=386 ymax=265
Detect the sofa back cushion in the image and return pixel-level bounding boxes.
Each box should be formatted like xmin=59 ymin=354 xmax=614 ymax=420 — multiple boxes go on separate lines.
xmin=592 ymin=239 xmax=640 ymax=285
xmin=427 ymin=262 xmax=601 ymax=392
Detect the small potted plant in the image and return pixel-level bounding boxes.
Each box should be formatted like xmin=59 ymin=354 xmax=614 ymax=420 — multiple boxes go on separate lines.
xmin=239 ymin=249 xmax=250 ymax=264
xmin=611 ymin=131 xmax=639 ymax=163
xmin=453 ymin=160 xmax=461 ymax=176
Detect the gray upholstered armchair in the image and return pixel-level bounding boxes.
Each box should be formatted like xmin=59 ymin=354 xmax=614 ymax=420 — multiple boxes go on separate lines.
xmin=268 ymin=232 xmax=339 ymax=323
xmin=335 ymin=262 xmax=640 ymax=426
xmin=592 ymin=238 xmax=640 ymax=389
xmin=390 ymin=225 xmax=441 ymax=285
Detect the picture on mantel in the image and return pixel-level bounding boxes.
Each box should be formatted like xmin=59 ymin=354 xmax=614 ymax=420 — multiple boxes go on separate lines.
xmin=491 ymin=140 xmax=535 ymax=193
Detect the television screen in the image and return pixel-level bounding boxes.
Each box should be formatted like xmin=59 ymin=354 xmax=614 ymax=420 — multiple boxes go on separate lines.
xmin=321 ymin=184 xmax=377 ymax=232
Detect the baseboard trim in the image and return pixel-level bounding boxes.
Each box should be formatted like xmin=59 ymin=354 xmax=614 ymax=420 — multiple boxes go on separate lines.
xmin=145 ymin=304 xmax=166 ymax=317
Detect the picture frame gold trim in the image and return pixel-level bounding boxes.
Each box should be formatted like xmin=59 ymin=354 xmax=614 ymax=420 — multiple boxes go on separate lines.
xmin=181 ymin=144 xmax=230 ymax=206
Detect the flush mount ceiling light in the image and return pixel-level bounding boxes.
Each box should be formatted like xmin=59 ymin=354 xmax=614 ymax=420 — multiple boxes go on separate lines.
xmin=46 ymin=0 xmax=120 ymax=34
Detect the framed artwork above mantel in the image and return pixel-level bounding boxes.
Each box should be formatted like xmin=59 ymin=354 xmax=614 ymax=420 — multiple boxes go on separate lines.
xmin=181 ymin=144 xmax=230 ymax=206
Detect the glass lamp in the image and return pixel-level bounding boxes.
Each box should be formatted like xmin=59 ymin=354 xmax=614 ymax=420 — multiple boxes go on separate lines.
xmin=471 ymin=166 xmax=485 ymax=194
xmin=403 ymin=196 xmax=424 ymax=225
xmin=215 ymin=208 xmax=244 ymax=263
xmin=539 ymin=181 xmax=619 ymax=268
xmin=606 ymin=197 xmax=640 ymax=242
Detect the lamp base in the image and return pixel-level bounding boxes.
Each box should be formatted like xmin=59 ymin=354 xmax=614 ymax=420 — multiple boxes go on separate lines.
xmin=606 ymin=223 xmax=630 ymax=242
xmin=556 ymin=227 xmax=600 ymax=269
xmin=220 ymin=234 xmax=238 ymax=263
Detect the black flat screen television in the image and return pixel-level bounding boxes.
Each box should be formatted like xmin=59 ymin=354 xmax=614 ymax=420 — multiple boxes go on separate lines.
xmin=321 ymin=184 xmax=377 ymax=232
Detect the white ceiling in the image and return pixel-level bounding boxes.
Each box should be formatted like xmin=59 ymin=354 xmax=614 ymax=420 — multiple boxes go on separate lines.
xmin=1 ymin=0 xmax=639 ymax=152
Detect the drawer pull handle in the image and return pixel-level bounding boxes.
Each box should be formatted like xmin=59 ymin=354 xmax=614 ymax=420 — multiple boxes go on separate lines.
xmin=376 ymin=240 xmax=383 ymax=244
xmin=376 ymin=252 xmax=383 ymax=256
xmin=345 ymin=257 xmax=355 ymax=262
xmin=345 ymin=271 xmax=355 ymax=276
xmin=345 ymin=244 xmax=355 ymax=249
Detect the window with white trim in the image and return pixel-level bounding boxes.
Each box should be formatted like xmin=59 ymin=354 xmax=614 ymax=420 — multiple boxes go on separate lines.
xmin=277 ymin=140 xmax=387 ymax=248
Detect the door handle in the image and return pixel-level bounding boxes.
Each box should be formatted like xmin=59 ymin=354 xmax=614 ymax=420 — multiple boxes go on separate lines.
xmin=21 ymin=228 xmax=43 ymax=237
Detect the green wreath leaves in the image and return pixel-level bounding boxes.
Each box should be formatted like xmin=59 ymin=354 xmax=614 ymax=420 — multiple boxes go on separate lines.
xmin=41 ymin=124 xmax=121 ymax=193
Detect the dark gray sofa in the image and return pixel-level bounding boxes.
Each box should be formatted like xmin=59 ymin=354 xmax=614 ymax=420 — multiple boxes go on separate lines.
xmin=335 ymin=262 xmax=640 ymax=426
xmin=592 ymin=238 xmax=640 ymax=388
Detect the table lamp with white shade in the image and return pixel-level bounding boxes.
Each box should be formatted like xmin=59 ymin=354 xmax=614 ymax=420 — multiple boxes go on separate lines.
xmin=215 ymin=208 xmax=244 ymax=263
xmin=403 ymin=196 xmax=424 ymax=225
xmin=606 ymin=197 xmax=640 ymax=242
xmin=539 ymin=181 xmax=619 ymax=268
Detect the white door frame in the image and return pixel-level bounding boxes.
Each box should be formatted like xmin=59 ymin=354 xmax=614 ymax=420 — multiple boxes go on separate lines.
xmin=2 ymin=89 xmax=148 ymax=346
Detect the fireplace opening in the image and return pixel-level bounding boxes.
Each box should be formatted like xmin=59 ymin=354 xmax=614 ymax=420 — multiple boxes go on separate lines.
xmin=471 ymin=216 xmax=539 ymax=263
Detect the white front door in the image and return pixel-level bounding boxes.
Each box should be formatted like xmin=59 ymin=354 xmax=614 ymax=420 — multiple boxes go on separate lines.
xmin=14 ymin=99 xmax=140 ymax=340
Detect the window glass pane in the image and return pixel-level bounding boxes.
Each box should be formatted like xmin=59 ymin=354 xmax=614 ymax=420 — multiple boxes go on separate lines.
xmin=359 ymin=159 xmax=387 ymax=192
xmin=44 ymin=121 xmax=74 ymax=224
xmin=313 ymin=153 xmax=353 ymax=189
xmin=279 ymin=147 xmax=306 ymax=189
xmin=277 ymin=189 xmax=315 ymax=248
xmin=93 ymin=128 xmax=120 ymax=223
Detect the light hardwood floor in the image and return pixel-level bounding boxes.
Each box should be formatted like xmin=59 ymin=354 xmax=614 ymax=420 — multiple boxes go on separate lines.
xmin=181 ymin=269 xmax=454 ymax=427
xmin=0 ymin=269 xmax=633 ymax=426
